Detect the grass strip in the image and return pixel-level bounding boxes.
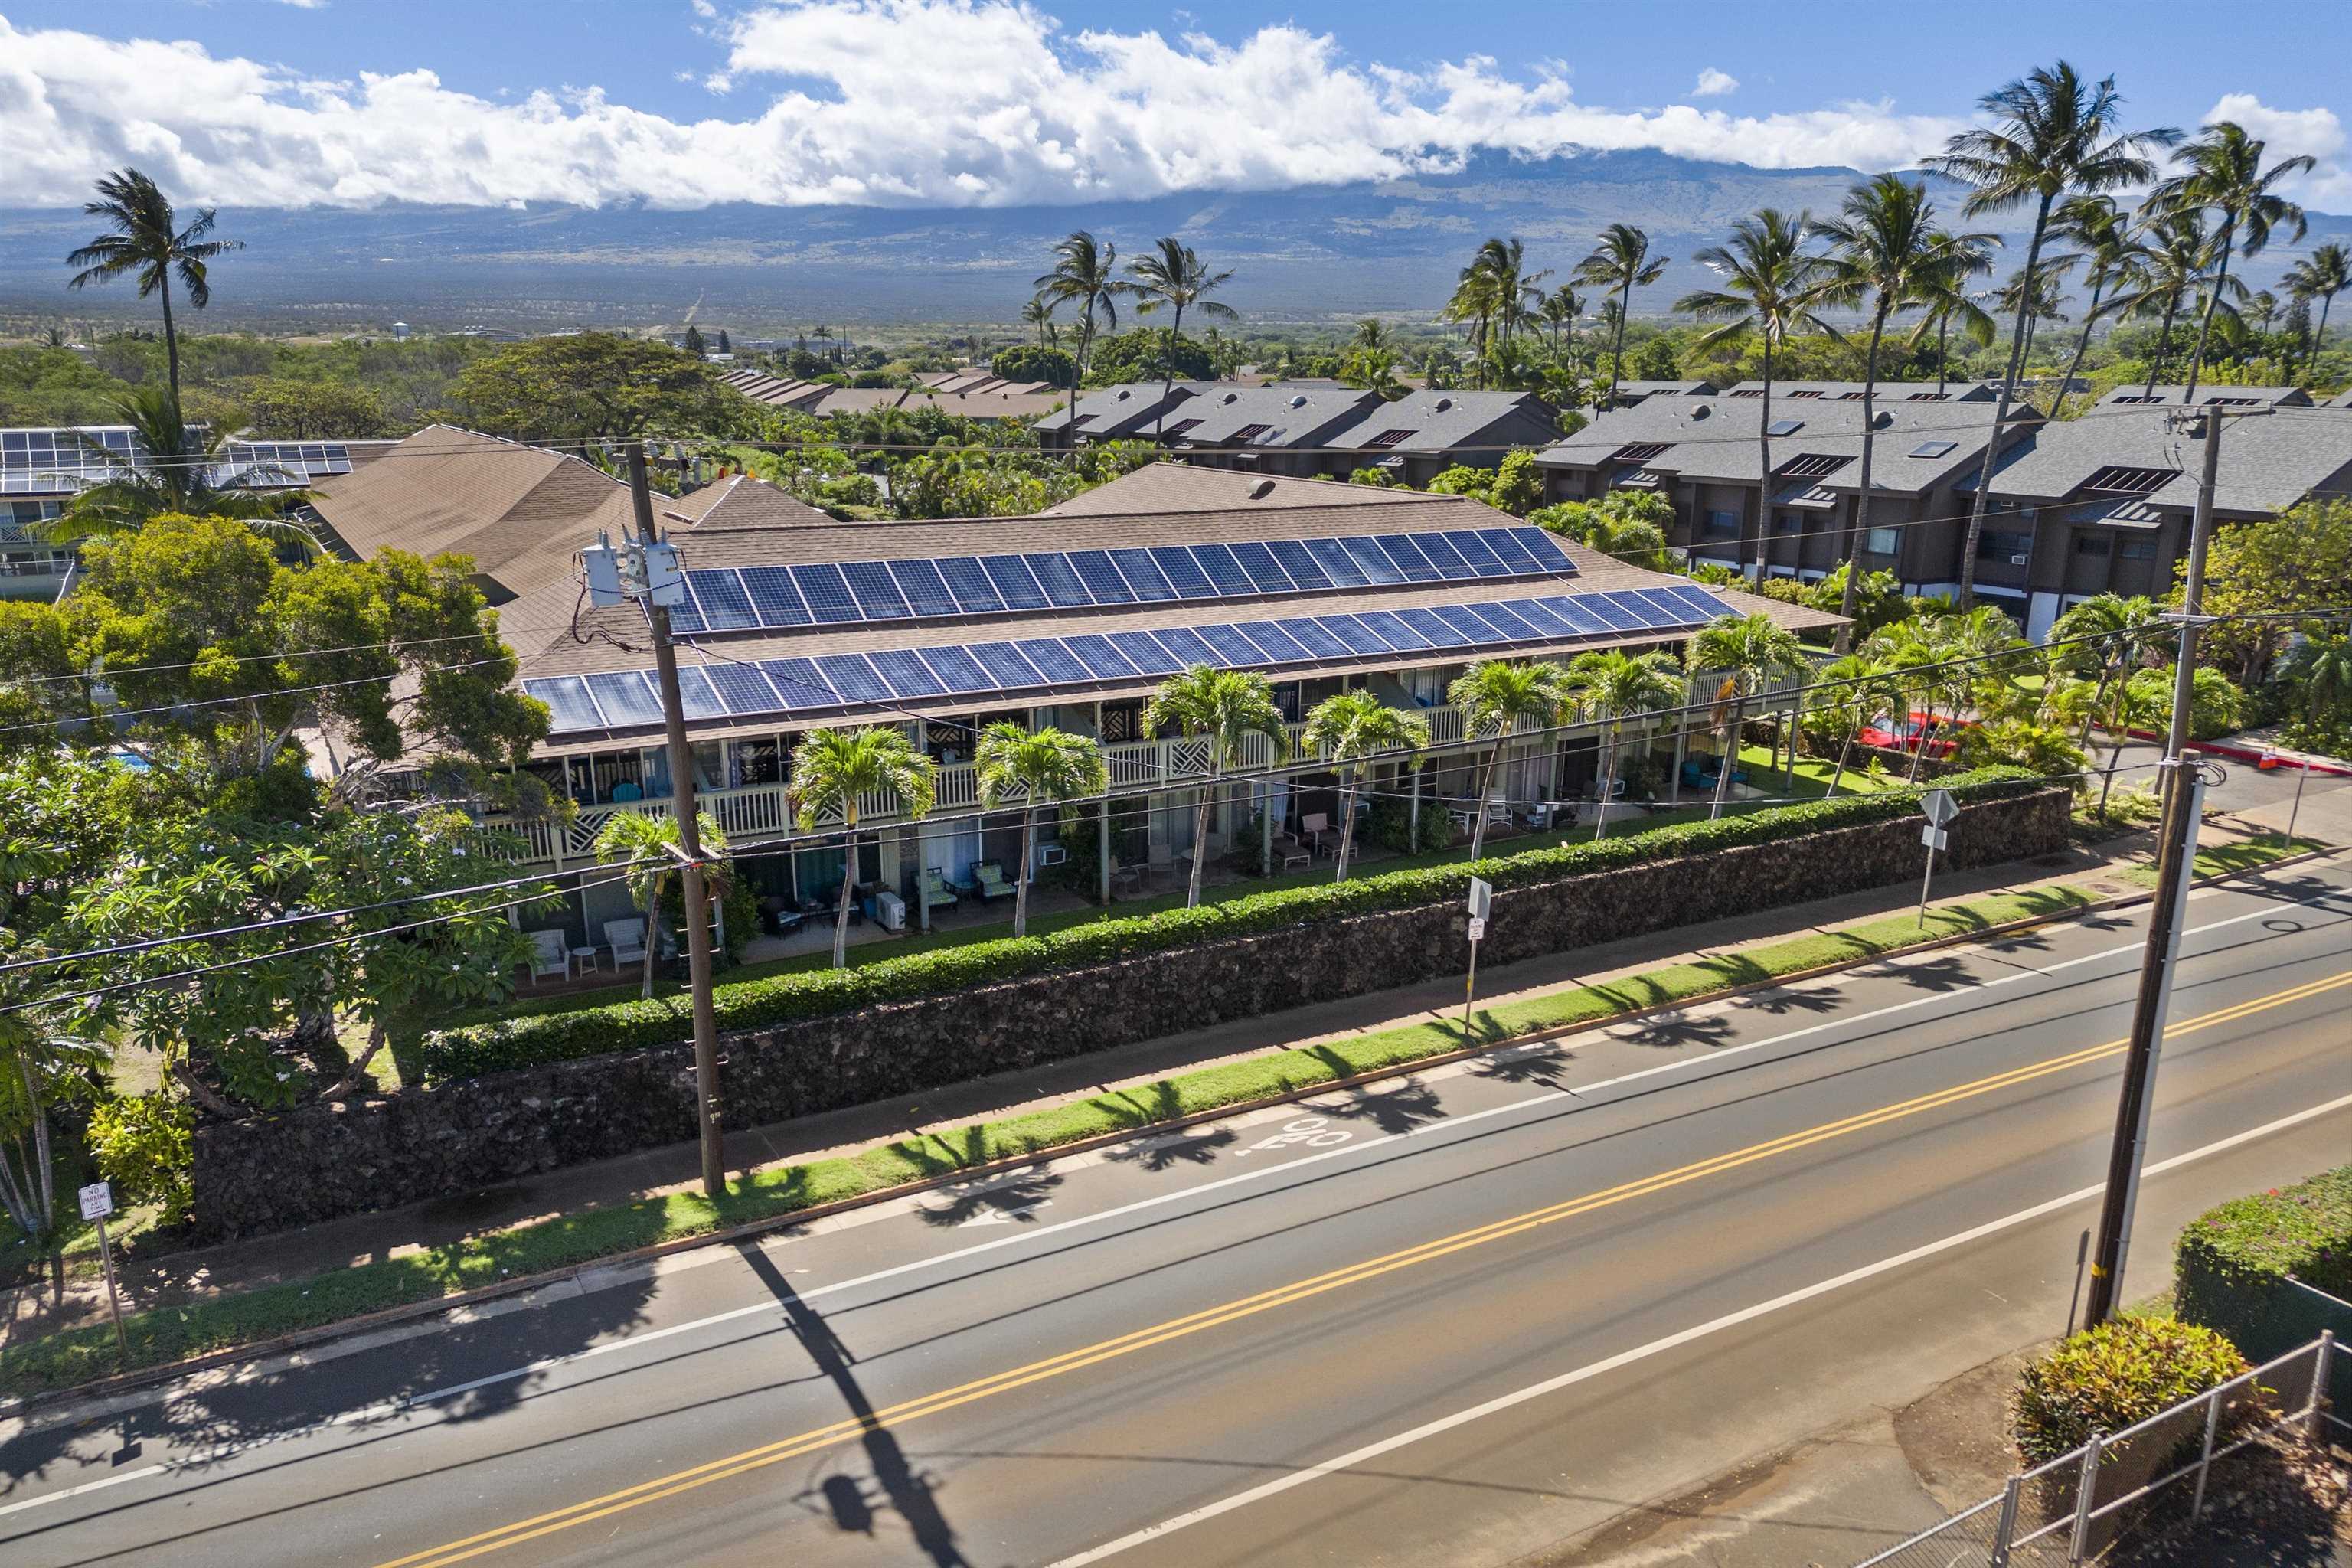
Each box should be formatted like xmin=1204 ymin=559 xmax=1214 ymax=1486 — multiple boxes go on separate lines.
xmin=0 ymin=878 xmax=2101 ymax=1398
xmin=2110 ymin=832 xmax=2324 ymax=890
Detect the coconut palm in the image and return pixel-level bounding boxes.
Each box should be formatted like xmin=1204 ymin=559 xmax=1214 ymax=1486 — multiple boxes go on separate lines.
xmin=1034 ymin=231 xmax=1128 ymax=433
xmin=2047 ymin=197 xmax=2157 ymax=416
xmin=2049 ymin=593 xmax=2167 ymax=743
xmin=1538 ymin=284 xmax=1584 ymax=361
xmin=1448 ymin=659 xmax=1574 ymax=859
xmin=2282 ymin=242 xmax=2350 ymax=381
xmin=2091 ymin=672 xmax=2169 ymax=816
xmin=592 ymin=809 xmax=728 ymax=999
xmin=1021 ymin=294 xmax=1055 ymax=347
xmin=974 ymin=723 xmax=1107 ymax=937
xmin=1686 ymin=613 xmax=1812 ymax=818
xmin=2282 ymin=634 xmax=2352 ymax=729
xmin=34 ymin=383 xmax=315 ymax=547
xmin=1142 ymin=667 xmax=1289 ymax=909
xmin=1916 ymin=229 xmax=2004 ymax=394
xmin=1674 ymin=210 xmax=1836 ymax=580
xmin=1354 ymin=317 xmax=1390 ymax=351
xmin=789 ymin=727 xmax=937 ymax=969
xmin=1811 ymin=654 xmax=1905 ymax=798
xmin=1564 ymin=651 xmax=1684 ymax=840
xmin=1929 ymin=61 xmax=2175 ymax=606
xmin=1573 ymin=224 xmax=1669 ymax=411
xmin=2122 ymin=210 xmax=2229 ymax=395
xmin=1811 ymin=177 xmax=1998 ymax=642
xmin=64 ymin=168 xmax=243 ymax=410
xmin=1300 ymin=692 xmax=1429 ymax=881
xmin=2150 ymin=121 xmax=2314 ymax=403
xmin=1126 ymin=237 xmax=1238 ymax=439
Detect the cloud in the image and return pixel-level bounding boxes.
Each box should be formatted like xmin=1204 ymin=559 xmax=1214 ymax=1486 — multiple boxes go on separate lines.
xmin=0 ymin=2 xmax=1965 ymax=211
xmin=2206 ymin=93 xmax=2352 ymax=208
xmin=1693 ymin=67 xmax=1736 ymax=98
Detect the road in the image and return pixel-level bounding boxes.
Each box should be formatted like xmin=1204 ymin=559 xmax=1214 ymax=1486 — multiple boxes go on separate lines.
xmin=5 ymin=855 xmax=2351 ymax=1568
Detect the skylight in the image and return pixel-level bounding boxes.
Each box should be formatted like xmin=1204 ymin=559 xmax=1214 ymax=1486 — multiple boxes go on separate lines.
xmin=1766 ymin=419 xmax=1804 ymax=436
xmin=1909 ymin=440 xmax=1959 ymax=459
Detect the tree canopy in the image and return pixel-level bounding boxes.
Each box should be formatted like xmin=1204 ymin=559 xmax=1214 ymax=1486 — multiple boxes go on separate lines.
xmin=447 ymin=332 xmax=748 ymax=443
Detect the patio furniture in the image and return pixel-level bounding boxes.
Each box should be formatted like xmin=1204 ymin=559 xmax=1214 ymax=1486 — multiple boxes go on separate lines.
xmin=1110 ymin=862 xmax=1145 ymax=896
xmin=974 ymin=861 xmax=1016 ymax=903
xmin=1145 ymin=841 xmax=1175 ymax=886
xmin=921 ymin=869 xmax=959 ymax=910
xmin=604 ymin=918 xmax=648 ymax=970
xmin=567 ymin=943 xmax=602 ymax=978
xmin=609 ymin=781 xmax=642 ymax=802
xmin=524 ymin=929 xmax=567 ymax=985
xmin=1298 ymin=812 xmax=1333 ymax=857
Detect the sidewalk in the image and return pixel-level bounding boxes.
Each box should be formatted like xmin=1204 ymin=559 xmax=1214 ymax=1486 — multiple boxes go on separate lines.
xmin=0 ymin=815 xmax=2278 ymax=1348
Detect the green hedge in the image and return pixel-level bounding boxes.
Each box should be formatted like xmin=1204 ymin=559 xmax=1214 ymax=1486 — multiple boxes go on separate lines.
xmin=2012 ymin=1317 xmax=2252 ymax=1462
xmin=2177 ymin=1165 xmax=2352 ymax=1362
xmin=418 ymin=767 xmax=2042 ymax=1083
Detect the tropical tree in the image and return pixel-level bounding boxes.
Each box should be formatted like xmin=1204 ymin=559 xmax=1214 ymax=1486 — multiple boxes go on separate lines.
xmin=1142 ymin=667 xmax=1289 ymax=909
xmin=2048 ymin=592 xmax=2167 ymax=743
xmin=1928 ymin=61 xmax=2175 ymax=606
xmin=34 ymin=383 xmax=313 ymax=547
xmin=1126 ymin=237 xmax=1238 ymax=439
xmin=2046 ymin=196 xmax=2156 ymax=416
xmin=1538 ymin=284 xmax=1584 ymax=361
xmin=593 ymin=809 xmax=728 ymax=1000
xmin=2282 ymin=241 xmax=2350 ymax=380
xmin=975 ymin=723 xmax=1107 ymax=937
xmin=2124 ymin=210 xmax=2228 ymax=395
xmin=1530 ymin=490 xmax=1675 ymax=570
xmin=789 ymin=727 xmax=937 ymax=968
xmin=1917 ymin=229 xmax=2004 ymax=392
xmin=2089 ymin=670 xmax=2168 ymax=815
xmin=0 ymin=1011 xmax=108 ymax=1241
xmin=1353 ymin=318 xmax=1390 ymax=351
xmin=1564 ymin=651 xmax=1684 ymax=840
xmin=1299 ymin=693 xmax=1428 ymax=881
xmin=2150 ymin=121 xmax=2314 ymax=402
xmin=1995 ymin=263 xmax=2075 ymax=372
xmin=1674 ymin=209 xmax=1835 ymax=580
xmin=1021 ymin=294 xmax=1056 ymax=346
xmin=1573 ymin=224 xmax=1669 ymax=410
xmin=1811 ymin=653 xmax=1905 ymax=797
xmin=1448 ymin=659 xmax=1574 ymax=859
xmin=1034 ymin=231 xmax=1127 ymax=433
xmin=1686 ymin=613 xmax=1812 ymax=818
xmin=63 ymin=168 xmax=242 ymax=410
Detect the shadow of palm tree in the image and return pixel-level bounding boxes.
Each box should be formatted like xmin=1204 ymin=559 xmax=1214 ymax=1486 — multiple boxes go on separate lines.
xmin=1471 ymin=1044 xmax=1576 ymax=1090
xmin=1887 ymin=955 xmax=1979 ymax=994
xmin=1310 ymin=1077 xmax=1445 ymax=1135
xmin=1728 ymin=985 xmax=1842 ymax=1018
xmin=1612 ymin=1011 xmax=1739 ymax=1051
xmin=1103 ymin=1126 xmax=1237 ymax=1172
xmin=915 ymin=1171 xmax=1063 ymax=1228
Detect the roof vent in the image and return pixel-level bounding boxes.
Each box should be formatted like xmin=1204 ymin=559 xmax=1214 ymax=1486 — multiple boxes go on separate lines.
xmin=1872 ymin=410 xmax=1893 ymax=429
xmin=1222 ymin=391 xmax=1240 ymax=404
xmin=1289 ymin=394 xmax=1308 ymax=409
xmin=1114 ymin=389 xmax=1132 ymax=401
xmin=1247 ymin=479 xmax=1276 ymax=499
xmin=1434 ymin=396 xmax=1454 ymax=412
xmin=1687 ymin=403 xmax=1712 ymax=420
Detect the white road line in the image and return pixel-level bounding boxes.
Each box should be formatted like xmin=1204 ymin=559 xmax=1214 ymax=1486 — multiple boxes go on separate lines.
xmin=1040 ymin=1086 xmax=2352 ymax=1567
xmin=0 ymin=1465 xmax=165 ymax=1521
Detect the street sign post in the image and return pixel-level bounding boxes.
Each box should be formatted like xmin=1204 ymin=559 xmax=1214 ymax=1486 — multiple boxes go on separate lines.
xmin=1916 ymin=791 xmax=1956 ymax=928
xmin=78 ymin=1181 xmax=127 ymax=1354
xmin=1462 ymin=878 xmax=1492 ymax=1044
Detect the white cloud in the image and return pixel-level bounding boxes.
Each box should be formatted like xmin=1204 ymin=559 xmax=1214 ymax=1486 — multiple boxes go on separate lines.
xmin=2206 ymin=93 xmax=2352 ymax=208
xmin=0 ymin=3 xmax=1964 ymax=211
xmin=1693 ymin=67 xmax=1736 ymax=98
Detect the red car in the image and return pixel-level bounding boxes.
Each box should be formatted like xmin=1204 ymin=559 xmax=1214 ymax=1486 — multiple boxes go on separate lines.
xmin=1858 ymin=710 xmax=1967 ymax=759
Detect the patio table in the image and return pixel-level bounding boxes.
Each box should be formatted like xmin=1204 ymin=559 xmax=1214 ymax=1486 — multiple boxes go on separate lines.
xmin=567 ymin=945 xmax=603 ymax=978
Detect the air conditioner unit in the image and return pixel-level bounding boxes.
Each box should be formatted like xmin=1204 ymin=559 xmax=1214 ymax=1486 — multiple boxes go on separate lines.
xmin=1036 ymin=843 xmax=1068 ymax=869
xmin=2009 ymin=554 xmax=2029 ymax=566
xmin=873 ymin=889 xmax=906 ymax=931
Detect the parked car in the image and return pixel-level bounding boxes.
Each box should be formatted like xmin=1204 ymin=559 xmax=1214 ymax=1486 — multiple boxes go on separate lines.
xmin=1857 ymin=710 xmax=1968 ymax=759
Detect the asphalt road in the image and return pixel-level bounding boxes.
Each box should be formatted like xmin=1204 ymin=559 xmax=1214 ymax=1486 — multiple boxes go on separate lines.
xmin=6 ymin=856 xmax=2352 ymax=1568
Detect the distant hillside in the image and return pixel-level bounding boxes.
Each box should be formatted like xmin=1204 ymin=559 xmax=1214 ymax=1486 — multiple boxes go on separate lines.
xmin=4 ymin=149 xmax=2347 ymax=332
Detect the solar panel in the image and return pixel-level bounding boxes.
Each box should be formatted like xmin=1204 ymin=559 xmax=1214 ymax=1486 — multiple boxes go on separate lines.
xmin=919 ymin=644 xmax=995 ymax=693
xmin=1277 ymin=617 xmax=1351 ymax=658
xmin=740 ymin=566 xmax=812 ymax=627
xmin=1106 ymin=630 xmax=1184 ymax=675
xmin=1632 ymin=588 xmax=1703 ymax=627
xmin=1227 ymin=540 xmax=1295 ymax=594
xmin=705 ymin=662 xmax=783 ymax=715
xmin=1151 ymin=626 xmax=1219 ymax=667
xmin=1354 ymin=609 xmax=1430 ymax=650
xmin=1024 ymin=552 xmax=1095 ymax=609
xmin=1060 ymin=633 xmax=1137 ymax=679
xmin=1314 ymin=613 xmax=1389 ymax=655
xmin=970 ymin=642 xmax=1046 ymax=688
xmin=1577 ymin=594 xmax=1648 ymax=632
xmin=583 ymin=671 xmax=663 ymax=727
xmin=887 ymin=558 xmax=959 ymax=617
xmin=869 ymin=648 xmax=945 ymax=698
xmin=1514 ymin=528 xmax=1577 ymax=572
xmin=1395 ymin=607 xmax=1472 ymax=648
xmin=1067 ymin=550 xmax=1136 ymax=604
xmin=1109 ymin=547 xmax=1178 ymax=602
xmin=1014 ymin=638 xmax=1091 ymax=683
xmin=1339 ymin=536 xmax=1406 ymax=585
xmin=665 ymin=580 xmax=707 ymax=635
xmin=814 ymin=653 xmax=894 ymax=705
xmin=1194 ymin=623 xmax=1267 ymax=665
xmin=1374 ymin=535 xmax=1442 ymax=583
xmin=1478 ymin=528 xmax=1542 ymax=572
xmin=1151 ymin=546 xmax=1217 ymax=599
xmin=980 ymin=555 xmax=1049 ymax=612
xmin=1265 ymin=539 xmax=1331 ymax=590
xmin=1189 ymin=543 xmax=1256 ymax=596
xmin=1661 ymin=584 xmax=1735 ymax=622
xmin=1303 ymin=537 xmax=1370 ymax=587
xmin=1232 ymin=621 xmax=1310 ymax=662
xmin=523 ymin=677 xmax=605 ymax=732
xmin=1501 ymin=598 xmax=1576 ymax=637
xmin=790 ymin=564 xmax=864 ymax=624
xmin=936 ymin=557 xmax=1004 ymax=614
xmin=837 ymin=561 xmax=907 ymax=616
xmin=759 ymin=658 xmax=831 ymax=710
xmin=1472 ymin=603 xmax=1544 ymax=640
xmin=1430 ymin=604 xmax=1506 ymax=642
xmin=1542 ymin=596 xmax=1616 ymax=636
xmin=672 ymin=665 xmax=729 ymax=720
xmin=686 ymin=570 xmax=760 ymax=631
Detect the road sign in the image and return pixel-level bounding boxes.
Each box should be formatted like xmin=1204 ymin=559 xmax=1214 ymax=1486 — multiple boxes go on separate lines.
xmin=1466 ymin=877 xmax=1492 ymax=921
xmin=1920 ymin=825 xmax=1949 ymax=851
xmin=1922 ymin=788 xmax=1958 ymax=828
xmin=1467 ymin=916 xmax=1488 ymax=943
xmin=77 ymin=1181 xmax=114 ymax=1221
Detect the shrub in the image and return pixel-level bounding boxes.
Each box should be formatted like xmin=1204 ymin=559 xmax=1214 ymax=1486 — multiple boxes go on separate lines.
xmin=416 ymin=768 xmax=2045 ymax=1083
xmin=87 ymin=1096 xmax=195 ymax=1227
xmin=2012 ymin=1317 xmax=2251 ymax=1462
xmin=2177 ymin=1165 xmax=2352 ymax=1359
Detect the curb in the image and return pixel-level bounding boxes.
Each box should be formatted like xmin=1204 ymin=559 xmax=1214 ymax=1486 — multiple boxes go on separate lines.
xmin=7 ymin=840 xmax=2339 ymax=1419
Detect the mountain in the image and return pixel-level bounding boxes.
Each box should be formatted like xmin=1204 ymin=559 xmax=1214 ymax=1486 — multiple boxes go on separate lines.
xmin=4 ymin=149 xmax=2347 ymax=331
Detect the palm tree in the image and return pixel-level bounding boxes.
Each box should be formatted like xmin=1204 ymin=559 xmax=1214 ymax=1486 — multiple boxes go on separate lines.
xmin=1928 ymin=61 xmax=2175 ymax=606
xmin=2047 ymin=197 xmax=2157 ymax=416
xmin=2124 ymin=210 xmax=2226 ymax=395
xmin=1353 ymin=317 xmax=1390 ymax=351
xmin=2282 ymin=242 xmax=2350 ymax=381
xmin=0 ymin=1014 xmax=109 ymax=1242
xmin=1675 ymin=209 xmax=1835 ymax=581
xmin=1021 ymin=294 xmax=1055 ymax=347
xmin=1034 ymin=231 xmax=1127 ymax=434
xmin=1685 ymin=613 xmax=1811 ymax=818
xmin=1812 ymin=653 xmax=1903 ymax=797
xmin=35 ymin=383 xmax=315 ymax=547
xmin=1142 ymin=666 xmax=1289 ymax=909
xmin=2049 ymin=592 xmax=2165 ymax=744
xmin=1573 ymin=224 xmax=1670 ymax=411
xmin=789 ymin=727 xmax=937 ymax=969
xmin=1564 ymin=651 xmax=1684 ymax=840
xmin=1448 ymin=660 xmax=1574 ymax=859
xmin=1299 ymin=692 xmax=1428 ymax=881
xmin=974 ymin=723 xmax=1107 ymax=937
xmin=64 ymin=168 xmax=242 ymax=410
xmin=2092 ymin=673 xmax=2168 ymax=816
xmin=2248 ymin=289 xmax=2282 ymax=337
xmin=1126 ymin=237 xmax=1238 ymax=439
xmin=1917 ymin=229 xmax=2003 ymax=393
xmin=1538 ymin=284 xmax=1584 ymax=360
xmin=1811 ymin=177 xmax=1998 ymax=642
xmin=1998 ymin=265 xmax=2076 ymax=374
xmin=2150 ymin=121 xmax=2314 ymax=403
xmin=593 ymin=809 xmax=728 ymax=999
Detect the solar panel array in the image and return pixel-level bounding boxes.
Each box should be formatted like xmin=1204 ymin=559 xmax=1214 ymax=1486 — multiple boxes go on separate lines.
xmin=0 ymin=429 xmax=349 ymax=493
xmin=528 ymin=583 xmax=1736 ymax=735
xmin=663 ymin=526 xmax=1577 ymax=635
xmin=219 ymin=442 xmax=354 ymax=483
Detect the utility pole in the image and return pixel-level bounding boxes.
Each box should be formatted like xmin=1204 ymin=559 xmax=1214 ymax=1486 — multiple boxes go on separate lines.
xmin=628 ymin=443 xmax=729 ymax=1200
xmin=2081 ymin=404 xmax=2246 ymax=1326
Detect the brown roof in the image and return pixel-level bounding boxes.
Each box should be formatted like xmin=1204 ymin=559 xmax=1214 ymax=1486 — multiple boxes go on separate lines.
xmin=1041 ymin=462 xmax=1442 ymax=517
xmin=662 ymin=474 xmax=838 ymax=531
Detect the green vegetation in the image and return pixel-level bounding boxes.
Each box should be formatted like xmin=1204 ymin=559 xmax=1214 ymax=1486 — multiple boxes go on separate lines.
xmin=2011 ymin=1317 xmax=2253 ymax=1462
xmin=2179 ymin=1164 xmax=2352 ymax=1307
xmin=2112 ymin=831 xmax=2322 ymax=888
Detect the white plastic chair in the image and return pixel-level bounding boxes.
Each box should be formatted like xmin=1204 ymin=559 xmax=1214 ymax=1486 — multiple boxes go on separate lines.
xmin=605 ymin=917 xmax=648 ymax=969
xmin=524 ymin=929 xmax=567 ymax=985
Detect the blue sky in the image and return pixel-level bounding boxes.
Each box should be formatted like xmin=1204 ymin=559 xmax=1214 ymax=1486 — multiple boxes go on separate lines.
xmin=2 ymin=1 xmax=2347 ymax=209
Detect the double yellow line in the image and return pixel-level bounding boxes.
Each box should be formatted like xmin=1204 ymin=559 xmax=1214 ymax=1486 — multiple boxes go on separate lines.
xmin=377 ymin=967 xmax=2352 ymax=1567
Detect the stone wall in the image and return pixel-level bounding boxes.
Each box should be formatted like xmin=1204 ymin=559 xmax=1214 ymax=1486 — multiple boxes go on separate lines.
xmin=190 ymin=787 xmax=2072 ymax=1239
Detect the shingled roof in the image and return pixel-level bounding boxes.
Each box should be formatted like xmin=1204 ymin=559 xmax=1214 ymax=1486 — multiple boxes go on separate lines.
xmin=1537 ymin=396 xmax=2026 ymax=495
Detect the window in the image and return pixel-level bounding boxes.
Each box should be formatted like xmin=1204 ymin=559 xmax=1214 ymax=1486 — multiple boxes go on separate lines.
xmin=1909 ymin=439 xmax=1958 ymax=459
xmin=1772 ymin=514 xmax=1803 ymax=534
xmin=2118 ymin=537 xmax=2158 ymax=560
xmin=1975 ymin=529 xmax=2033 ymax=560
xmin=2074 ymin=534 xmax=2112 ymax=557
xmin=1766 ymin=419 xmax=1805 ymax=436
xmin=1611 ymin=442 xmax=1673 ymax=463
xmin=1702 ymin=509 xmax=1741 ymax=538
xmin=1864 ymin=527 xmax=1900 ymax=555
